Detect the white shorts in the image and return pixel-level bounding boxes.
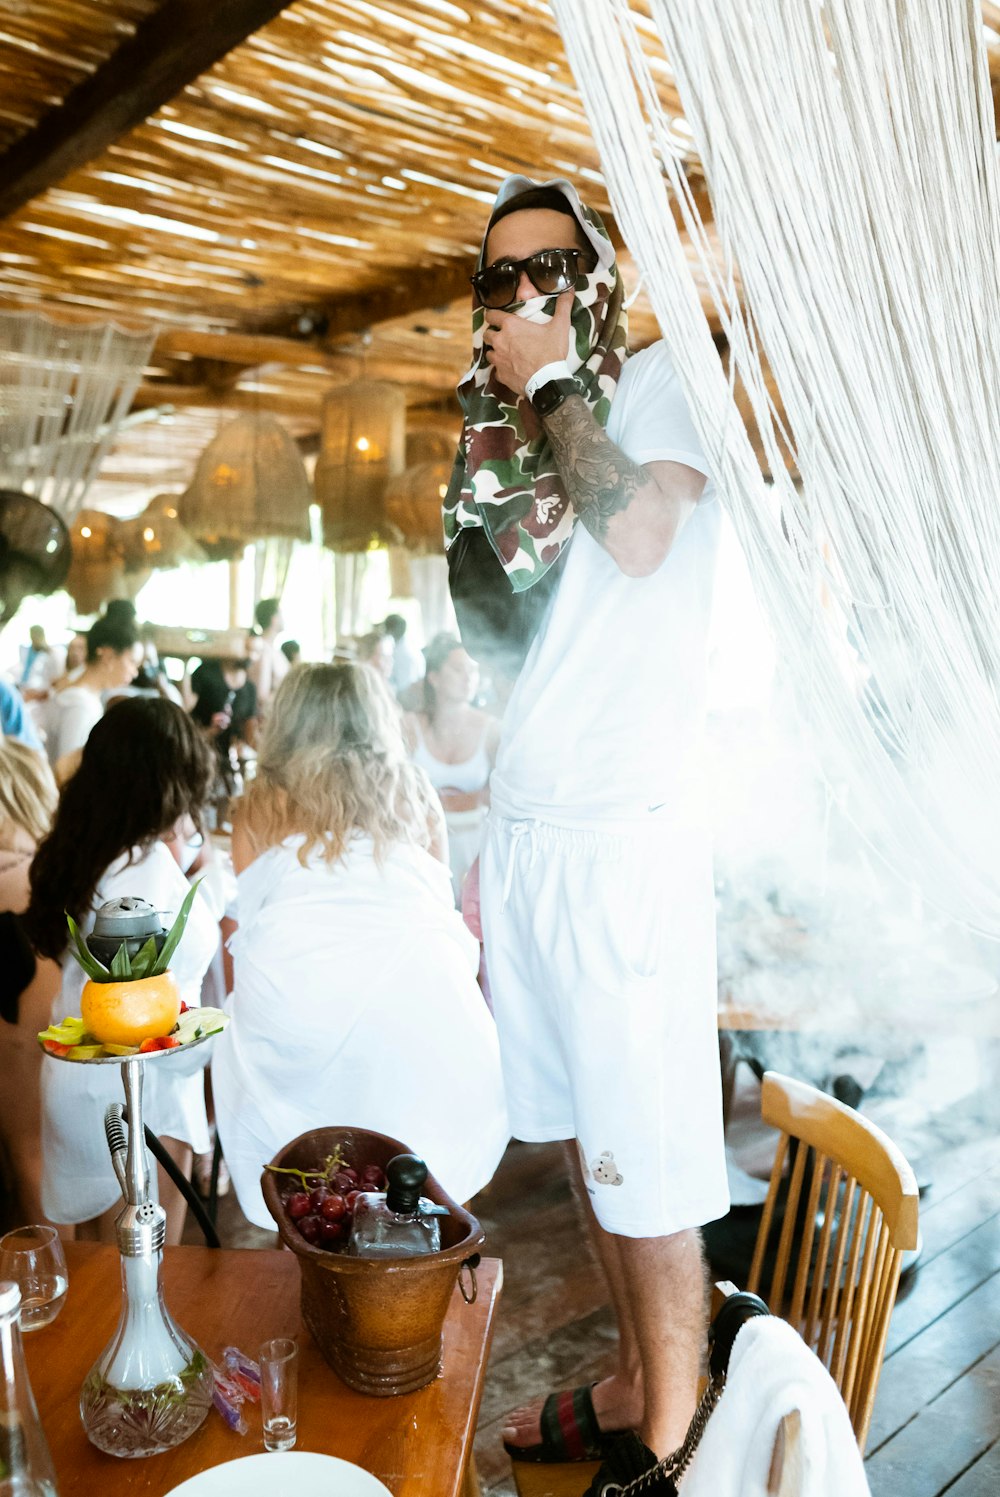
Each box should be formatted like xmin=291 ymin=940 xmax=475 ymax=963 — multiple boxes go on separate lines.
xmin=480 ymin=808 xmax=729 ymax=1238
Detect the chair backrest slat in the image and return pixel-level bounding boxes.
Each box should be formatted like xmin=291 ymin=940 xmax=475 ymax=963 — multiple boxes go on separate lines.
xmin=788 ymin=1147 xmax=825 ymax=1328
xmin=803 ymin=1158 xmax=842 ymax=1351
xmin=748 ymin=1131 xmax=788 ymax=1297
xmin=842 ymin=1197 xmax=883 ymax=1409
xmin=817 ymin=1173 xmax=857 ymax=1365
xmin=770 ymin=1137 xmax=808 ymax=1311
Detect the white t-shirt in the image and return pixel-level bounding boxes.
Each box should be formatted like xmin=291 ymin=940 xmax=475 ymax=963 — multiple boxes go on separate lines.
xmin=492 ymin=341 xmax=720 ymax=823
xmin=44 ymin=684 xmax=103 ymax=764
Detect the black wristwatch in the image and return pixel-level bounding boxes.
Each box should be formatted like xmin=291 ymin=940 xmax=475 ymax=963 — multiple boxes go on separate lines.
xmin=530 ymin=376 xmax=580 ymax=419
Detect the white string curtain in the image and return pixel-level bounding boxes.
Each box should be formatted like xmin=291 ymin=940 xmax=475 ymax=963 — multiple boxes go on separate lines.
xmin=253 ymin=537 xmax=295 ymax=608
xmin=0 ymin=311 xmax=155 ymax=525
xmin=550 ymin=0 xmax=1000 ymax=935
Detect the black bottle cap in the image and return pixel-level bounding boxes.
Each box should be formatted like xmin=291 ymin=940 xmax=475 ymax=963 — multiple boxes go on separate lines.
xmin=384 ymin=1153 xmax=428 ymax=1213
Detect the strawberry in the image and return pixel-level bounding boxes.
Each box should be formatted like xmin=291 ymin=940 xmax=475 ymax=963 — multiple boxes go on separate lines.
xmin=138 ymin=1035 xmax=182 ymax=1053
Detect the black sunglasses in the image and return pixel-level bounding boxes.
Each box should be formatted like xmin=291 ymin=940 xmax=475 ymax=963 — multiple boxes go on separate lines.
xmin=471 ymin=247 xmax=597 ymax=310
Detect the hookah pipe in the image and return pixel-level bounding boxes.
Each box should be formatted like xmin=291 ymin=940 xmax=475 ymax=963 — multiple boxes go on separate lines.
xmin=105 ymin=1098 xmax=220 ymax=1250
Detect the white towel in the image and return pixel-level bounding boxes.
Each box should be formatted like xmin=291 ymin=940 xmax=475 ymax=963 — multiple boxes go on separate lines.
xmin=681 ymin=1316 xmax=871 ymax=1497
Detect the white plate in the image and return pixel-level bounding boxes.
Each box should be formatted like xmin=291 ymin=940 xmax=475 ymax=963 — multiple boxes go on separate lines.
xmin=165 ymin=1451 xmax=393 ymax=1496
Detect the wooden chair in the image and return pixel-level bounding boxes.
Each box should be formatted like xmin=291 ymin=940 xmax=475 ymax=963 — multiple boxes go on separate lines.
xmin=511 ymin=1070 xmax=918 ymax=1495
xmin=747 ymin=1070 xmax=919 ymax=1452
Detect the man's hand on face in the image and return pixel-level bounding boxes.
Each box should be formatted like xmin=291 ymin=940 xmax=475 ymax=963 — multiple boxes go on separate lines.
xmin=482 ymin=290 xmax=574 ymax=397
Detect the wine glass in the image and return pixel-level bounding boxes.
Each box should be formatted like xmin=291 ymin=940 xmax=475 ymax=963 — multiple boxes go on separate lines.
xmin=0 ymin=1225 xmax=68 ymax=1331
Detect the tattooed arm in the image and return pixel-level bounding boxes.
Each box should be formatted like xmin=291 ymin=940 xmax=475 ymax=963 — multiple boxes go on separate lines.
xmin=484 ymin=294 xmax=706 ymax=577
xmin=543 ymin=395 xmax=705 ymax=576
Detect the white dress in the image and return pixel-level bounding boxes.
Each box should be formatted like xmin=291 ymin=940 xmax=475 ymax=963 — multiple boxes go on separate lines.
xmin=212 ymin=834 xmax=510 ymax=1230
xmin=40 ymin=842 xmax=219 ymax=1224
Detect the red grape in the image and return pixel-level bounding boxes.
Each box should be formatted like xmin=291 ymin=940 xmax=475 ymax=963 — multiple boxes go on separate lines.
xmin=308 ymin=1186 xmax=330 ymax=1211
xmin=345 ymin=1190 xmax=362 ymax=1212
xmin=318 ymin=1218 xmax=346 ymax=1247
xmin=320 ymin=1193 xmax=347 ymax=1222
xmin=286 ymin=1192 xmax=311 ymax=1220
xmin=297 ymin=1214 xmax=322 ymax=1245
xmin=362 ymin=1169 xmax=386 ymax=1192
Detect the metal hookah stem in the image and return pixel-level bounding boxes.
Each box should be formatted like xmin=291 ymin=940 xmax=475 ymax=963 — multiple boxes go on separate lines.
xmin=122 ymin=1058 xmax=147 ymax=1207
xmin=115 ymin=1057 xmax=165 ymax=1255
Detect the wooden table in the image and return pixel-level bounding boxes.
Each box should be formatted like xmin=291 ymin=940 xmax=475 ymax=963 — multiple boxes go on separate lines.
xmin=25 ymin=1242 xmax=502 ymax=1496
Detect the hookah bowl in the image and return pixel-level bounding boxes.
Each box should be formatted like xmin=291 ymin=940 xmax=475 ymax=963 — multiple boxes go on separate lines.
xmin=75 ymin=1052 xmax=214 ymax=1458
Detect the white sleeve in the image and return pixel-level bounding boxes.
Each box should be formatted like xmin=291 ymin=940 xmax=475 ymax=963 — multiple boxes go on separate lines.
xmin=49 ymin=692 xmax=100 ymax=762
xmin=608 ymin=341 xmax=713 ymax=477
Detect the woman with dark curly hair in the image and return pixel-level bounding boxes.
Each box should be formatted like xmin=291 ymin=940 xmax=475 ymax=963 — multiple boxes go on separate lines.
xmin=24 ymin=697 xmax=220 ymax=1241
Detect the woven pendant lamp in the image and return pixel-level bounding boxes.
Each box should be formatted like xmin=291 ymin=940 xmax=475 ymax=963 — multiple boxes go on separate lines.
xmin=65 ymin=509 xmax=127 ymax=614
xmin=179 ymin=414 xmax=311 ymax=562
xmin=313 ymin=381 xmax=406 ymax=551
xmin=121 ymin=493 xmax=207 ymax=574
xmin=383 ymin=459 xmax=454 ymax=554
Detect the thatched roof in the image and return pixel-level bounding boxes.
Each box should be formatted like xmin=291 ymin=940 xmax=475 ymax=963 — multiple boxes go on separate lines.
xmin=0 ymin=0 xmax=998 ymax=514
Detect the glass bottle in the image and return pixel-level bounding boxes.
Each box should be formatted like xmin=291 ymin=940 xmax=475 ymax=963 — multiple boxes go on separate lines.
xmin=0 ymin=1279 xmax=59 ymax=1497
xmin=347 ymin=1154 xmax=449 ymax=1259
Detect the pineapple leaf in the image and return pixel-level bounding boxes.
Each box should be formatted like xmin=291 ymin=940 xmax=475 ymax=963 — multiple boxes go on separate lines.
xmin=150 ymin=879 xmax=203 ymax=976
xmin=66 ymin=913 xmax=110 ymax=982
xmin=129 ymin=937 xmax=158 ymax=981
xmin=110 ymin=942 xmax=133 ymax=980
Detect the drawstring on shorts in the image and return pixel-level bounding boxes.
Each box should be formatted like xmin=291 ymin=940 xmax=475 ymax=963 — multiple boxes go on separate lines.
xmin=500 ymin=820 xmax=540 ymax=910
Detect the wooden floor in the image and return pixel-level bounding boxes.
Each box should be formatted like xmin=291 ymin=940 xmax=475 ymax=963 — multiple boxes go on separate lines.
xmin=187 ymin=1047 xmax=1000 ymax=1496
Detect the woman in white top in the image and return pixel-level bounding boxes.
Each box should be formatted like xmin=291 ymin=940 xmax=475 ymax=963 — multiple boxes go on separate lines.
xmin=212 ymin=662 xmax=509 ymax=1230
xmin=404 ymin=634 xmax=500 ymax=902
xmin=44 ymin=615 xmax=142 ymax=765
xmin=24 ymin=698 xmax=220 ymax=1242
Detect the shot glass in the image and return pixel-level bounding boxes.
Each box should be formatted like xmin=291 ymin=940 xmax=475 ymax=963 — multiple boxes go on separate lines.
xmin=259 ymin=1337 xmax=297 ymax=1452
xmin=0 ymin=1226 xmax=68 ymax=1332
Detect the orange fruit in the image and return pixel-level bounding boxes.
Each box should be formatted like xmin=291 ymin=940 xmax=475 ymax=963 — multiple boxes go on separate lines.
xmin=80 ymin=972 xmax=181 ymax=1047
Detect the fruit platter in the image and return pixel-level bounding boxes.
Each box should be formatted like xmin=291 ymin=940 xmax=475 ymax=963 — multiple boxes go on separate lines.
xmin=38 ymin=1005 xmax=228 ymax=1063
xmin=266 ymin=1150 xmax=387 ymax=1255
xmin=38 ymin=884 xmax=228 ymax=1062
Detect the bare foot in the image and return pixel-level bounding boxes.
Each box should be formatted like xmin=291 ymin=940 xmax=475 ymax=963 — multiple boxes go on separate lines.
xmin=502 ymin=1373 xmax=643 ymax=1451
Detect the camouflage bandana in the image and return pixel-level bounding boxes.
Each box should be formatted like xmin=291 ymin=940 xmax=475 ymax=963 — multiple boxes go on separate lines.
xmin=442 ymin=198 xmax=628 ymax=593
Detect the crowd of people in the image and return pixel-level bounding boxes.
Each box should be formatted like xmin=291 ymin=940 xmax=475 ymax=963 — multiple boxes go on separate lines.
xmin=0 ymin=593 xmax=504 ymax=1251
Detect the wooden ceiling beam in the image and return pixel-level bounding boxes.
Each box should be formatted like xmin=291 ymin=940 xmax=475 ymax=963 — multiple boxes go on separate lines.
xmin=0 ymin=0 xmax=297 ymax=221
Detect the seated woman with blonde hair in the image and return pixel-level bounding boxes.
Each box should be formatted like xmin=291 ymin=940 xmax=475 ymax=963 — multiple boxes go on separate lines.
xmin=212 ymin=663 xmax=509 ymax=1228
xmin=0 ymin=740 xmax=60 ymax=1225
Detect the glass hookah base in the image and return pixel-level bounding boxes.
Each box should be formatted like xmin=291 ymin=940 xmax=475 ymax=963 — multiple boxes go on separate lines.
xmin=79 ymin=1361 xmax=213 ymax=1458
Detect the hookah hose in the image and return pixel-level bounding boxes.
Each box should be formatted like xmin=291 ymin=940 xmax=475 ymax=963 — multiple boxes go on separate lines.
xmin=116 ymin=1106 xmax=222 ymax=1249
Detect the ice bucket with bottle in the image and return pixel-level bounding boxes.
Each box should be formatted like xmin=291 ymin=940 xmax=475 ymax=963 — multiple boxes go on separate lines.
xmin=262 ymin=1126 xmax=485 ymax=1396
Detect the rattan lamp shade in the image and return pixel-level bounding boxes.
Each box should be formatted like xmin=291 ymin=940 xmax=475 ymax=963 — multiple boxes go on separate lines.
xmin=179 ymin=414 xmax=311 ymax=561
xmin=65 ymin=509 xmax=126 ymax=614
xmin=121 ymin=493 xmax=206 ymax=573
xmin=314 ymin=381 xmax=406 ymax=551
xmin=383 ymin=459 xmax=453 ymax=554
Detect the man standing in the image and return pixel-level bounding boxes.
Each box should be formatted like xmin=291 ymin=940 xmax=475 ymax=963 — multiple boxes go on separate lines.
xmin=444 ymin=177 xmax=729 ymax=1495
